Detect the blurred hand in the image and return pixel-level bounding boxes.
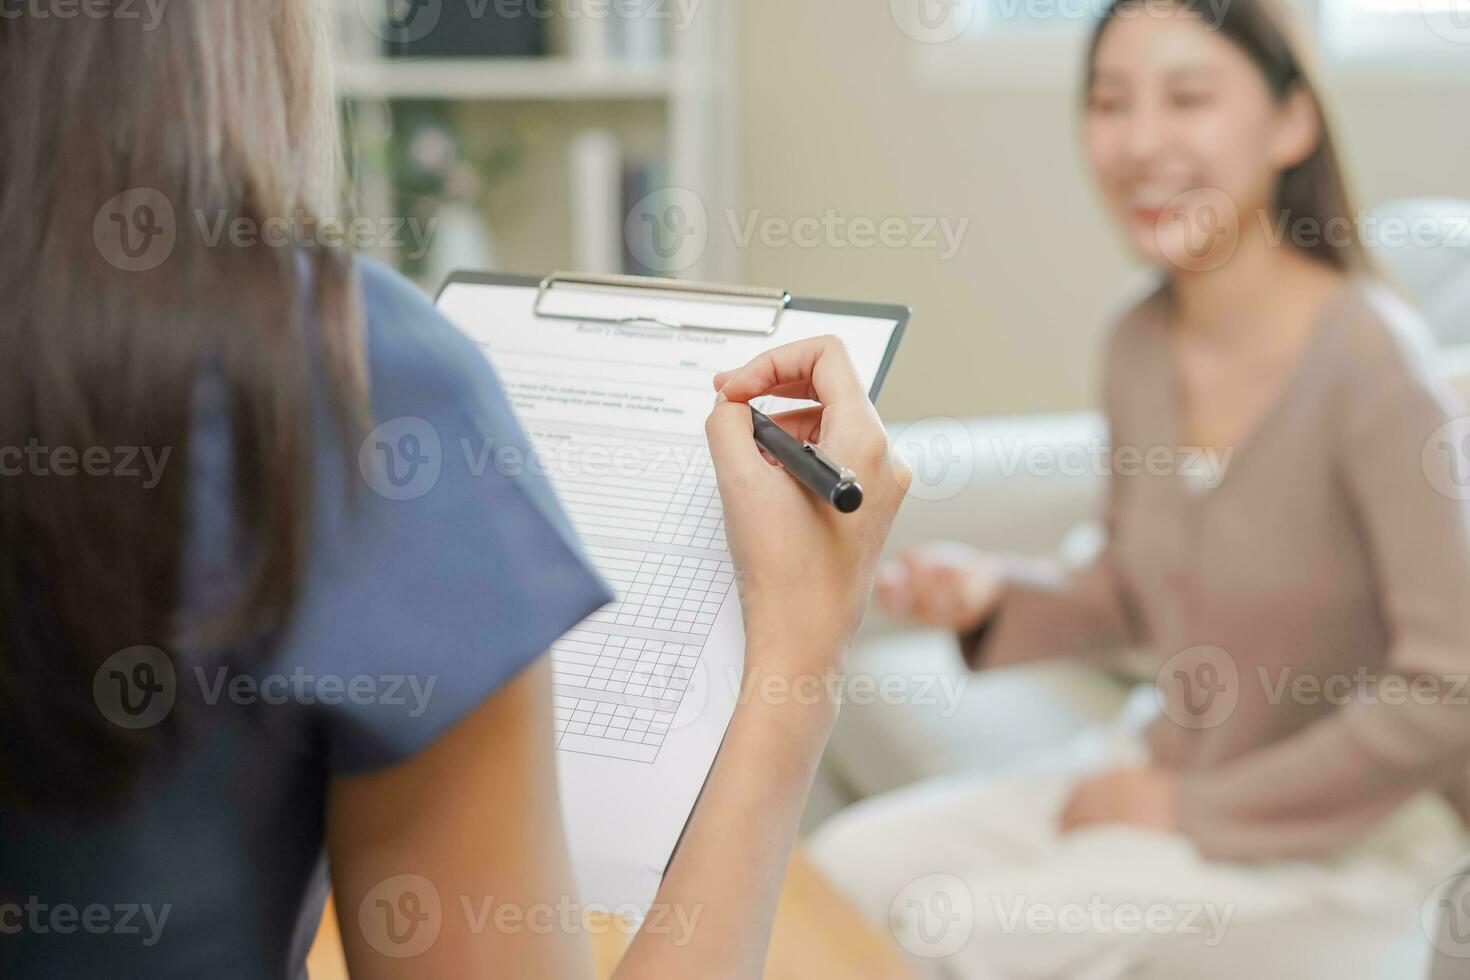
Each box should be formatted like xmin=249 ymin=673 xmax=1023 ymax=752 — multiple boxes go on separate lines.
xmin=705 ymin=336 xmax=910 ymax=683
xmin=1058 ymin=768 xmax=1178 ymax=833
xmin=874 ymin=542 xmax=1002 ymax=632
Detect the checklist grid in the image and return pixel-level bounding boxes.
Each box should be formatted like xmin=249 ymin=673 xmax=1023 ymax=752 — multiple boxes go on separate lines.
xmin=531 ymin=426 xmax=727 ymax=552
xmin=554 ymin=696 xmax=674 ymax=763
xmin=651 ymin=451 xmax=725 ymax=550
xmin=551 ymin=629 xmax=700 ymax=704
xmin=583 ymin=547 xmax=731 ymax=633
xmin=530 ymin=423 xmax=738 ymax=764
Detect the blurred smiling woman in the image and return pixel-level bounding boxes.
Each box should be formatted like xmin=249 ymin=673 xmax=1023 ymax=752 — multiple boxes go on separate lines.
xmin=811 ymin=0 xmax=1470 ymax=976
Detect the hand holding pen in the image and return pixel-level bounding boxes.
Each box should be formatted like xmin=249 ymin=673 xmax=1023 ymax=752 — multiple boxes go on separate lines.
xmin=704 ymin=336 xmax=911 ymax=670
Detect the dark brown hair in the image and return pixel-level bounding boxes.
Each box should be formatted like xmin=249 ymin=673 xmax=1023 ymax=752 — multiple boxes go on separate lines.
xmin=1086 ymin=0 xmax=1369 ymax=272
xmin=0 ymin=3 xmax=367 ymax=809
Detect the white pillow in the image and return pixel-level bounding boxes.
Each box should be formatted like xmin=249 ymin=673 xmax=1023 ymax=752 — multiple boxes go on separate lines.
xmin=1439 ymin=346 xmax=1470 ymax=409
xmin=1368 ymin=198 xmax=1470 ymax=349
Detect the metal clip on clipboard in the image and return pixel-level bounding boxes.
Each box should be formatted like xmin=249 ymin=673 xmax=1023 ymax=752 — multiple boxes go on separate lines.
xmin=532 ymin=272 xmax=791 ymax=335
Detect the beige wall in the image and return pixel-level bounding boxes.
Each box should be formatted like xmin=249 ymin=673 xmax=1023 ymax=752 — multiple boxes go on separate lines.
xmin=730 ymin=0 xmax=1470 ymax=421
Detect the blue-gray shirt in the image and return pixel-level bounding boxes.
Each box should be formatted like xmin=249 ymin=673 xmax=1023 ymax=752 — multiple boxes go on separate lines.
xmin=0 ymin=258 xmax=612 ymax=978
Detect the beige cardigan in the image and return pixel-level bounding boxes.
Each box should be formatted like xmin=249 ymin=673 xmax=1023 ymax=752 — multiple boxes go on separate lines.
xmin=965 ymin=278 xmax=1470 ymax=861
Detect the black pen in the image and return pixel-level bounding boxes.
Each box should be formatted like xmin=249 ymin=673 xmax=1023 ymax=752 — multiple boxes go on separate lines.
xmin=749 ymin=407 xmax=864 ymax=513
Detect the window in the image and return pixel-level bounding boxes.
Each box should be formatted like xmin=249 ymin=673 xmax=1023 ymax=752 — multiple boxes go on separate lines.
xmin=965 ymin=0 xmax=1102 ymax=36
xmin=904 ymin=0 xmax=1095 ymax=87
xmin=1319 ymin=0 xmax=1470 ymax=66
xmin=906 ymin=0 xmax=1470 ymax=86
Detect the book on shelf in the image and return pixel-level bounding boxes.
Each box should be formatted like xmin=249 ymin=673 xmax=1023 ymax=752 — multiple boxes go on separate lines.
xmin=374 ymin=0 xmax=547 ymax=58
xmin=621 ymin=160 xmax=671 ymax=277
xmin=568 ymin=129 xmax=624 ymax=275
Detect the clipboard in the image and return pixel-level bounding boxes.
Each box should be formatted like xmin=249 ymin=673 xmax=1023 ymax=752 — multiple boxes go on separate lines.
xmin=437 ymin=270 xmax=910 ymax=404
xmin=433 ymin=269 xmax=909 ymax=909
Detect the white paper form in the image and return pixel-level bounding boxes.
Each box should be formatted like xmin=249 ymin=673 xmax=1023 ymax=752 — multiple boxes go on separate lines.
xmin=436 ymin=280 xmax=901 ymax=908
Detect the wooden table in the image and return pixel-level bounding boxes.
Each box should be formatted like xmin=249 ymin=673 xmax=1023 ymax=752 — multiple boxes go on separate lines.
xmin=308 ymin=850 xmax=915 ymax=979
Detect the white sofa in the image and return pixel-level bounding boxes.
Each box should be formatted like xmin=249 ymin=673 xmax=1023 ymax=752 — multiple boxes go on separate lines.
xmin=805 ymin=199 xmax=1470 ymax=978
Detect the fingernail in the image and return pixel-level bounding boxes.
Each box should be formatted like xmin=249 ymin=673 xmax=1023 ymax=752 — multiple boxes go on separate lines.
xmin=715 ymin=388 xmax=728 ymax=403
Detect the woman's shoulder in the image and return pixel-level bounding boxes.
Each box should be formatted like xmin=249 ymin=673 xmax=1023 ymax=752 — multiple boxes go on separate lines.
xmin=1306 ymin=275 xmax=1468 ymax=433
xmin=274 ymin=255 xmax=611 ymax=775
xmin=1098 ymin=271 xmax=1171 ymax=378
xmin=355 ymin=253 xmax=449 ymax=337
xmin=344 ymin=254 xmax=581 ymax=535
xmin=353 ymin=255 xmax=489 ymax=405
xmin=1318 ymin=275 xmax=1464 ymax=445
xmin=1330 ymin=277 xmax=1445 ymax=391
xmin=347 ymin=255 xmax=544 ymax=470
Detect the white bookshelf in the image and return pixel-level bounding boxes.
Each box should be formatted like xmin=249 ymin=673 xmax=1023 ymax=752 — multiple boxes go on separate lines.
xmin=335 ymin=58 xmax=675 ymax=101
xmin=332 ymin=0 xmax=737 ymax=284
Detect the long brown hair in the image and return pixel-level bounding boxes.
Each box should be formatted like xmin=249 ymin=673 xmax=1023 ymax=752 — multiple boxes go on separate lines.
xmin=0 ymin=2 xmax=367 ymax=809
xmin=1086 ymin=0 xmax=1370 ymax=273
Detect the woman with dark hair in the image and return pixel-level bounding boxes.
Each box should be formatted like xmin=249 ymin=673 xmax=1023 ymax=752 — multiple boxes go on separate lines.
xmin=0 ymin=4 xmax=908 ymax=978
xmin=813 ymin=0 xmax=1470 ymax=975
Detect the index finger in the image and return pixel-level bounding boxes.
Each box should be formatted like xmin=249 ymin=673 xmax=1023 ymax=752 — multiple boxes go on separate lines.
xmin=714 ymin=335 xmax=868 ymax=410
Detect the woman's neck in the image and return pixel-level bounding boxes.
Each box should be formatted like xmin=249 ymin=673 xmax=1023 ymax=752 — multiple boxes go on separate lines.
xmin=1168 ymin=234 xmax=1345 ymax=348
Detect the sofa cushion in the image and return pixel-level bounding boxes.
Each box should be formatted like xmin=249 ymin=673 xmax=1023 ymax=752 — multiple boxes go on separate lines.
xmin=823 ymin=630 xmax=1135 ymax=801
xmin=1369 ymin=198 xmax=1470 ymax=350
xmin=1129 ymin=907 xmax=1430 ymax=980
